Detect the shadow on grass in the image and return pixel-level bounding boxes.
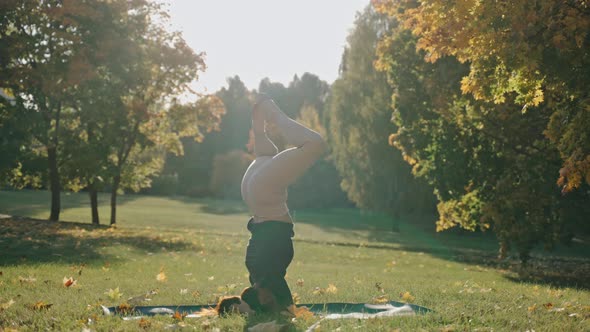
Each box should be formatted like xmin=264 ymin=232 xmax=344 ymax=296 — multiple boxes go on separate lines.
xmin=0 ymin=216 xmax=200 ymax=266
xmin=294 ymin=208 xmax=499 ymax=254
xmin=454 ymin=252 xmax=590 ymax=290
xmin=167 ymin=195 xmax=249 ymax=215
xmin=0 ymin=189 xmax=144 ymax=221
xmin=294 ymin=208 xmax=590 ymax=290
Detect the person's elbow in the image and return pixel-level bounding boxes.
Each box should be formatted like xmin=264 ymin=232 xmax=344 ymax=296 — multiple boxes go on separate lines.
xmin=308 ymin=132 xmax=328 ymax=157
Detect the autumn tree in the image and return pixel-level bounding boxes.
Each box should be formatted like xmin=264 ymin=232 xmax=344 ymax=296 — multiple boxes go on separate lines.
xmin=0 ymin=0 xmax=130 ymax=220
xmin=0 ymin=1 xmax=223 ymax=224
xmin=161 ymin=76 xmax=249 ymax=197
xmin=373 ymin=0 xmax=590 ymax=261
xmin=328 ymin=6 xmax=435 ymax=230
xmin=287 ymin=104 xmax=349 ymax=210
xmin=375 ymin=0 xmax=590 ymax=193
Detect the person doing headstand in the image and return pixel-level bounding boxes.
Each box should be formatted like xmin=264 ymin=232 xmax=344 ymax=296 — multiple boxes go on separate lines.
xmin=240 ymin=94 xmax=327 ymax=313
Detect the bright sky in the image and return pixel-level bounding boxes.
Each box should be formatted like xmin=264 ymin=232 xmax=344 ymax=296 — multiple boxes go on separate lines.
xmin=166 ymin=0 xmax=369 ymax=94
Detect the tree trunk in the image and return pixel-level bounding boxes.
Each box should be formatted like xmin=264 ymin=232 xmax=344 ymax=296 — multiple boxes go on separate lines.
xmin=89 ymin=183 xmax=99 ymax=225
xmin=391 ymin=210 xmax=400 ymax=233
xmin=110 ymin=174 xmax=121 ymax=226
xmin=498 ymin=240 xmax=509 ymax=260
xmin=47 ymin=146 xmax=61 ymax=221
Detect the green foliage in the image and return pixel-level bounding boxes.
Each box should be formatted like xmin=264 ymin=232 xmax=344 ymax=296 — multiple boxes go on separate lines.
xmin=328 ymin=6 xmax=435 ymax=224
xmin=374 ymin=0 xmax=590 ymax=261
xmin=163 ymin=76 xmax=250 ymax=196
xmin=288 ymin=106 xmax=350 ymax=209
xmin=0 ymin=1 xmax=223 ymax=223
xmin=375 ymin=0 xmax=590 ymax=192
xmin=209 ymin=150 xmax=254 ymax=199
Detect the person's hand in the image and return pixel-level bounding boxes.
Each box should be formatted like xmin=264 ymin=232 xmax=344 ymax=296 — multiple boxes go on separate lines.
xmin=253 ymin=93 xmax=278 ymax=124
xmin=252 ymin=105 xmax=265 ymax=133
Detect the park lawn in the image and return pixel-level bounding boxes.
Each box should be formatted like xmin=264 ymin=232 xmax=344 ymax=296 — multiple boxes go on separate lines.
xmin=0 ymin=190 xmax=589 ymax=331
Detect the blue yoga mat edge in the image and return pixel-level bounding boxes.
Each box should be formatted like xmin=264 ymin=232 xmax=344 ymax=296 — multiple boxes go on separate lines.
xmin=103 ymin=301 xmax=432 ymax=316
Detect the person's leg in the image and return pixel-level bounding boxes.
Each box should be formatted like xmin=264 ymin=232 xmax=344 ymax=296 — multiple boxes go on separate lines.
xmin=255 ymin=99 xmax=327 ymax=188
xmin=263 ymin=269 xmax=293 ymax=309
xmin=244 ymin=221 xmax=295 ymax=311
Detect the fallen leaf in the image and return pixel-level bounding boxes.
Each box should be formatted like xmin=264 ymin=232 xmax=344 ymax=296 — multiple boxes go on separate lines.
xmin=292 ymin=292 xmax=300 ymax=305
xmin=371 ymin=295 xmax=389 ymax=304
xmin=208 ymin=276 xmax=215 ymax=281
xmin=543 ymin=303 xmax=553 ymax=310
xmin=30 ymin=301 xmax=53 ymax=310
xmin=18 ymin=276 xmax=36 ymax=284
xmin=173 ymin=311 xmax=187 ymax=321
xmin=63 ymin=276 xmax=77 ymax=287
xmin=0 ymin=299 xmax=15 ymax=311
xmin=128 ymin=289 xmax=158 ymax=306
xmin=156 ymin=270 xmax=167 ymax=283
xmin=401 ymin=291 xmax=415 ymax=303
xmin=312 ymin=287 xmax=324 ymax=296
xmin=180 ymin=288 xmax=188 ymax=294
xmin=139 ymin=317 xmax=151 ymax=329
xmin=105 ymin=287 xmax=123 ymax=300
xmin=326 ymin=284 xmax=338 ymax=294
xmin=528 ymin=304 xmax=537 ymax=312
xmin=286 ymin=305 xmax=314 ymax=320
xmin=296 ymin=279 xmax=304 ymax=287
xmin=118 ymin=303 xmax=134 ymax=314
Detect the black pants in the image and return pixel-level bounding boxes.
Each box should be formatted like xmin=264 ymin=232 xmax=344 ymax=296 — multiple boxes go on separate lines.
xmin=245 ymin=219 xmax=294 ymax=309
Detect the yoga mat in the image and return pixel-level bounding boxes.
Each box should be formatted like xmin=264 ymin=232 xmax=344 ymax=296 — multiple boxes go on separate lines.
xmin=102 ymin=301 xmax=432 ymax=317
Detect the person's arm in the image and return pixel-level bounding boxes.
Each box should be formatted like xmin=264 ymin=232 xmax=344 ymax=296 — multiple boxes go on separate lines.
xmin=252 ymin=99 xmax=278 ymax=157
xmin=256 ymin=98 xmax=327 ymax=187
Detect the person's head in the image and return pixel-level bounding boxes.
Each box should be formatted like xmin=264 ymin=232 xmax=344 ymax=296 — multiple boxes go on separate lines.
xmin=215 ymin=296 xmax=254 ymax=316
xmin=240 ymin=286 xmax=280 ymax=313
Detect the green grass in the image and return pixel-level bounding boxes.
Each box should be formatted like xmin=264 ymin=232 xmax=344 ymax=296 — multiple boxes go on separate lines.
xmin=0 ymin=190 xmax=589 ymax=331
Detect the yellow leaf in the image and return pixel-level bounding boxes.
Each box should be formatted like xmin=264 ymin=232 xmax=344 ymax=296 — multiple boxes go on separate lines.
xmin=543 ymin=303 xmax=553 ymax=310
xmin=296 ymin=279 xmax=304 ymax=287
xmin=0 ymin=299 xmax=15 ymax=311
xmin=18 ymin=276 xmax=37 ymax=284
xmin=173 ymin=311 xmax=187 ymax=321
xmin=372 ymin=295 xmax=389 ymax=304
xmin=30 ymin=301 xmax=53 ymax=310
xmin=401 ymin=291 xmax=415 ymax=303
xmin=528 ymin=304 xmax=537 ymax=312
xmin=286 ymin=305 xmax=314 ymax=320
xmin=118 ymin=302 xmax=133 ymax=314
xmin=156 ymin=271 xmax=167 ymax=282
xmin=105 ymin=287 xmax=122 ymax=300
xmin=139 ymin=317 xmax=151 ymax=329
xmin=63 ymin=276 xmax=77 ymax=287
xmin=312 ymin=287 xmax=324 ymax=296
xmin=292 ymin=292 xmax=300 ymax=305
xmin=326 ymin=284 xmax=338 ymax=294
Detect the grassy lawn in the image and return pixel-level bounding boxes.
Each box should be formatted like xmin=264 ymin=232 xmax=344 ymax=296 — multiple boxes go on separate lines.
xmin=0 ymin=190 xmax=589 ymax=331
